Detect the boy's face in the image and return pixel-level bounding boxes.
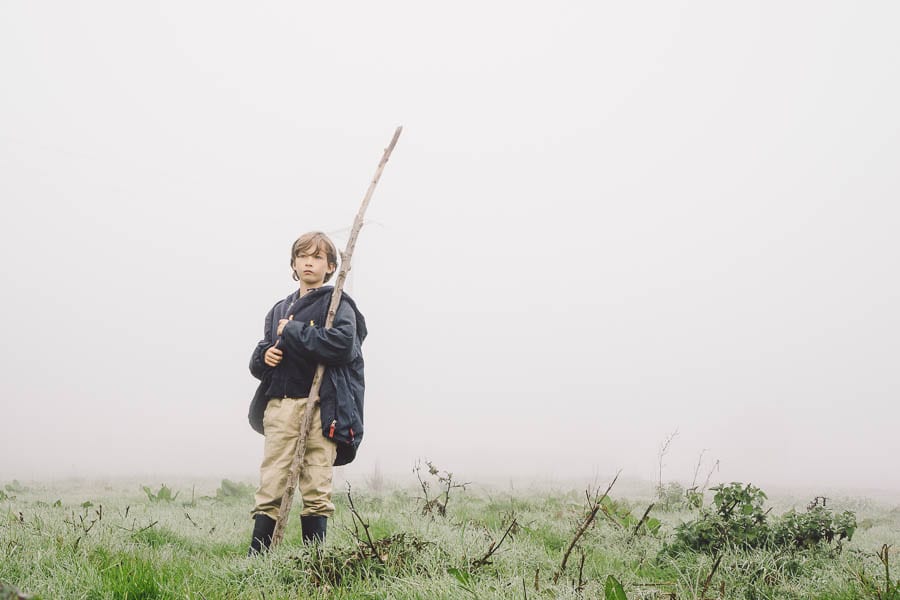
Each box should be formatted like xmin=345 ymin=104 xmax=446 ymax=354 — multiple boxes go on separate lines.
xmin=293 ymin=244 xmax=335 ymax=287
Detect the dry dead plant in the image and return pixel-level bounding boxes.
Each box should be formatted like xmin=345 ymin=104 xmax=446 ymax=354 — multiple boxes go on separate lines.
xmin=414 ymin=460 xmax=469 ymax=517
xmin=552 ymin=470 xmax=621 ymax=584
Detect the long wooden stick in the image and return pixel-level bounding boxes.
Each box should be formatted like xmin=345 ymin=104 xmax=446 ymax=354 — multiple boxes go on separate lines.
xmin=271 ymin=126 xmax=403 ymax=547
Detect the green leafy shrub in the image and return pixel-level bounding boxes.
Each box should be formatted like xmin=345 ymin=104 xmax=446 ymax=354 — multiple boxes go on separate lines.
xmin=655 ymin=481 xmax=705 ymax=511
xmin=771 ymin=507 xmax=856 ymax=549
xmin=664 ymin=483 xmax=857 ymax=556
xmin=668 ymin=483 xmax=770 ymax=554
xmin=685 ymin=487 xmax=704 ymax=510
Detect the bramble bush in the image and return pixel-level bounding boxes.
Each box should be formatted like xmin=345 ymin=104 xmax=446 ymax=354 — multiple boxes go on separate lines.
xmin=663 ymin=482 xmax=857 ymax=556
xmin=771 ymin=505 xmax=857 ymax=549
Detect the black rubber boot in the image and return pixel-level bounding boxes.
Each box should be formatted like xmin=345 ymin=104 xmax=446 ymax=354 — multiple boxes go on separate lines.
xmin=248 ymin=514 xmax=276 ymax=556
xmin=300 ymin=515 xmax=327 ymax=545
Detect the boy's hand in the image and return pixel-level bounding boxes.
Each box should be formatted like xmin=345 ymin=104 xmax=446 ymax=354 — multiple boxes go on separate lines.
xmin=277 ymin=315 xmax=294 ymax=336
xmin=264 ymin=345 xmax=283 ymax=367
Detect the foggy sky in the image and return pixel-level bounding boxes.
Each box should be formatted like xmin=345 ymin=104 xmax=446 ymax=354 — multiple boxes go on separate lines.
xmin=2 ymin=1 xmax=898 ymax=494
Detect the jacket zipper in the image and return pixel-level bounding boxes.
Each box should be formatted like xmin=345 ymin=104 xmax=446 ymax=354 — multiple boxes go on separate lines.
xmin=279 ymin=296 xmax=296 ymax=399
xmin=328 ymin=420 xmax=336 ymax=438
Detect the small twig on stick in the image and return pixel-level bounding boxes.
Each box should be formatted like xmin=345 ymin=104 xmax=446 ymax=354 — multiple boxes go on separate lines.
xmin=553 ymin=470 xmax=621 ymax=584
xmin=598 ymin=503 xmax=625 ymax=529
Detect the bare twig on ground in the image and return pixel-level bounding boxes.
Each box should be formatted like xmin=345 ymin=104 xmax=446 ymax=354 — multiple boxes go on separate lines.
xmin=628 ymin=502 xmax=656 ymax=543
xmin=553 ymin=470 xmax=621 ymax=584
xmin=345 ymin=483 xmax=383 ymax=565
xmin=471 ymin=515 xmax=518 ymax=569
xmin=414 ymin=460 xmax=469 ymax=517
xmin=700 ymin=553 xmax=723 ymax=599
xmin=576 ymin=548 xmax=587 ymax=592
xmin=134 ymin=520 xmax=159 ymax=535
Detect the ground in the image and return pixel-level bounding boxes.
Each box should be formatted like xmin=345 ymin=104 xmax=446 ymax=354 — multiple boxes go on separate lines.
xmin=1 ymin=475 xmax=898 ymax=599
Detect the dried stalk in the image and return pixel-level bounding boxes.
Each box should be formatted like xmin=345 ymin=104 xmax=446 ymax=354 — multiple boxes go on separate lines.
xmin=553 ymin=470 xmax=620 ymax=584
xmin=346 ymin=483 xmax=383 ymax=564
xmin=690 ymin=449 xmax=708 ymax=489
xmin=471 ymin=516 xmax=518 ymax=569
xmin=576 ymin=549 xmax=587 ymax=592
xmin=699 ymin=553 xmax=723 ymax=599
xmin=271 ymin=126 xmax=403 ymax=547
xmin=656 ymin=429 xmax=678 ymax=501
xmin=628 ymin=502 xmax=655 ymax=543
xmin=700 ymin=459 xmax=720 ymax=494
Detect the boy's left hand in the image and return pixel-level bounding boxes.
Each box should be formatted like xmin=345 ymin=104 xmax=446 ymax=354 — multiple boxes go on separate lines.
xmin=277 ymin=315 xmax=294 ymax=336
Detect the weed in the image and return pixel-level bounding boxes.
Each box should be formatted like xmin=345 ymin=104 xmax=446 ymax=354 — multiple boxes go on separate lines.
xmin=141 ymin=484 xmax=179 ymax=503
xmin=0 ymin=475 xmax=894 ymax=599
xmin=664 ymin=483 xmax=771 ymax=555
xmin=414 ymin=460 xmax=469 ymax=517
xmin=665 ymin=483 xmax=859 ymax=561
xmin=773 ymin=506 xmax=857 ymax=549
xmin=604 ymin=574 xmax=628 ymax=599
xmin=213 ymin=479 xmax=254 ymax=502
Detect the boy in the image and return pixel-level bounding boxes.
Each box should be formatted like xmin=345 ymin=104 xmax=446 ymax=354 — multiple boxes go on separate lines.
xmin=246 ymin=231 xmax=367 ymax=555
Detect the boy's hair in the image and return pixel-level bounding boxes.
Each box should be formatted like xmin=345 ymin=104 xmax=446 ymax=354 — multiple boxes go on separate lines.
xmin=291 ymin=231 xmax=339 ymax=282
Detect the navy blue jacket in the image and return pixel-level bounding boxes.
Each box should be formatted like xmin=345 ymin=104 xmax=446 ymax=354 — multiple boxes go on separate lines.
xmin=248 ymin=287 xmax=367 ymax=466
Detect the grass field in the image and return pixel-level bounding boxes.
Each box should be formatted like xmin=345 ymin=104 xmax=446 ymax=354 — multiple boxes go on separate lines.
xmin=1 ymin=472 xmax=898 ymax=599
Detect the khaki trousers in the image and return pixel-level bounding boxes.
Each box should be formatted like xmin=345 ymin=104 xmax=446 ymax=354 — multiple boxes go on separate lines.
xmin=252 ymin=397 xmax=337 ymax=520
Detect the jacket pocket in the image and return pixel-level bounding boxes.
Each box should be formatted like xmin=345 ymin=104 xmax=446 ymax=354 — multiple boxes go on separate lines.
xmin=322 ymin=368 xmax=359 ymax=445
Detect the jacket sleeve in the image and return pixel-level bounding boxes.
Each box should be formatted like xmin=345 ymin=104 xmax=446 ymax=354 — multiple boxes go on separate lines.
xmin=249 ymin=305 xmax=275 ymax=380
xmin=280 ymin=301 xmax=357 ymax=366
